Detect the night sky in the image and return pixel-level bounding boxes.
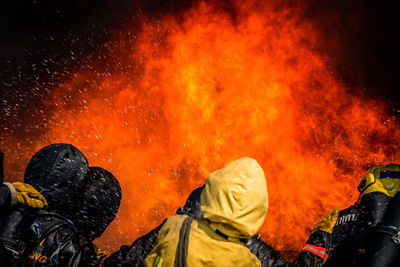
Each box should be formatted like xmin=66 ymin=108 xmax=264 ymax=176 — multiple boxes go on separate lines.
xmin=1 ymin=0 xmax=400 ymax=142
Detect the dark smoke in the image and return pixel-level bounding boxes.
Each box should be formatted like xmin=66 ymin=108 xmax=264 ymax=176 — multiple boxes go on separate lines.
xmin=305 ymin=0 xmax=400 ymax=110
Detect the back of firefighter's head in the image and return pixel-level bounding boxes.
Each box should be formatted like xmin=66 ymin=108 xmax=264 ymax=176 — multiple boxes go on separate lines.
xmin=24 ymin=143 xmax=89 ymax=211
xmin=201 ymin=157 xmax=268 ymax=238
xmin=358 ymin=164 xmax=400 ymax=197
xmin=72 ymin=167 xmax=121 ymax=240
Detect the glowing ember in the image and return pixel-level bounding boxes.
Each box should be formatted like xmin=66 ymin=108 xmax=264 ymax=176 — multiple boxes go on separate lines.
xmin=2 ymin=0 xmax=400 ymax=258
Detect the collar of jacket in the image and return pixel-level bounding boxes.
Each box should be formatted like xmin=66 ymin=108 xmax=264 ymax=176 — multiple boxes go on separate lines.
xmin=206 ymin=219 xmax=249 ymax=243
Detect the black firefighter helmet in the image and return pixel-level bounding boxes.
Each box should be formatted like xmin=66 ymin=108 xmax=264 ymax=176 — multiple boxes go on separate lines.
xmin=72 ymin=166 xmax=122 ymax=240
xmin=24 ymin=143 xmax=89 ymax=212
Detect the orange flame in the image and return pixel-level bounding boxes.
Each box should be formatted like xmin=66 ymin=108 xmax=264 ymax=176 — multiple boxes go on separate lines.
xmin=2 ymin=0 xmax=400 ymax=258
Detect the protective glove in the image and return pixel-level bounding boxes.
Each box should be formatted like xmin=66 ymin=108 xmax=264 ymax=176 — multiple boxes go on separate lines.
xmin=4 ymin=182 xmax=48 ymax=208
xmin=302 ymin=209 xmax=339 ymax=261
xmin=94 ymin=244 xmax=110 ymax=260
xmin=311 ymin=208 xmax=339 ymax=234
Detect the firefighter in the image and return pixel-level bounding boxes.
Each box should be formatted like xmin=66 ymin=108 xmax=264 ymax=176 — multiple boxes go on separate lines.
xmin=143 ymin=157 xmax=268 ymax=266
xmin=0 ymin=144 xmax=121 ymax=266
xmin=321 ymin=163 xmax=400 ymax=266
xmin=22 ymin=166 xmax=122 ymax=266
xmin=0 ymin=143 xmax=91 ymax=265
xmin=0 ymin=151 xmax=48 ymax=266
xmin=103 ymin=157 xmax=332 ymax=267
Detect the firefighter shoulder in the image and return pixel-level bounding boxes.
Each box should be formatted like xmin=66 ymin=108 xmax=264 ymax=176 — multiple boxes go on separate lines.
xmin=324 ymin=163 xmax=400 ymax=267
xmin=144 ymin=157 xmax=267 ymax=266
xmin=356 ymin=164 xmax=400 ymax=267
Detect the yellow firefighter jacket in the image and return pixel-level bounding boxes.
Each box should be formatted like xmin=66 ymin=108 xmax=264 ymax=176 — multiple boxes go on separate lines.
xmin=144 ymin=157 xmax=268 ymax=266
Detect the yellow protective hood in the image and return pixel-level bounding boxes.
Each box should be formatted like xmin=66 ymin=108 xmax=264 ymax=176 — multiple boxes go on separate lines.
xmin=200 ymin=157 xmax=268 ymax=239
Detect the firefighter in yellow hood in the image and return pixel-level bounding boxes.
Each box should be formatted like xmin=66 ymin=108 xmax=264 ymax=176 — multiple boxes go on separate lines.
xmin=144 ymin=157 xmax=268 ymax=266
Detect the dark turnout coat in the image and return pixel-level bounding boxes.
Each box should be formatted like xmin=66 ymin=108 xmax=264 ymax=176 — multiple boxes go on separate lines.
xmin=324 ymin=192 xmax=393 ymax=267
xmin=102 ymin=221 xmax=330 ymax=267
xmin=0 ymin=205 xmax=99 ymax=267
